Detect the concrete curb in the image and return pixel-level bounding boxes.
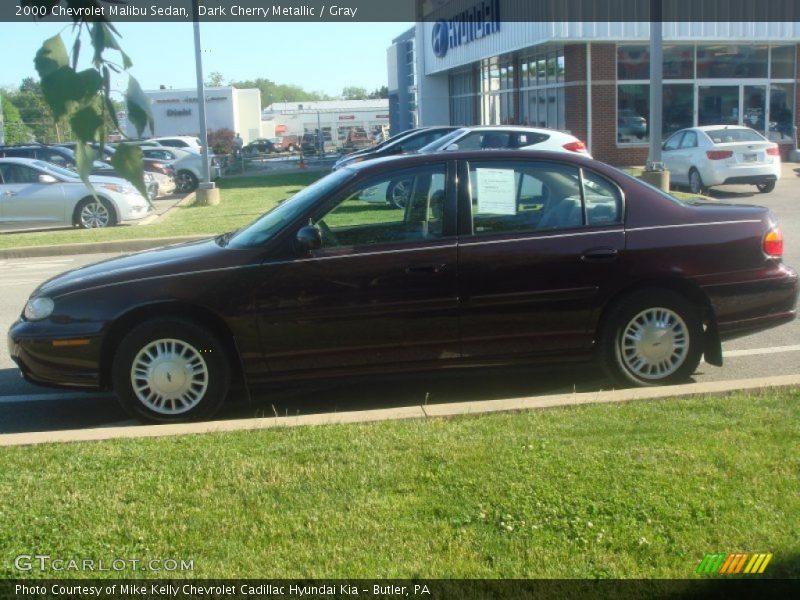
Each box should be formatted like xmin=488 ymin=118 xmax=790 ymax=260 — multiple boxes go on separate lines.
xmin=137 ymin=191 xmax=197 ymax=226
xmin=2 ymin=374 xmax=798 ymax=447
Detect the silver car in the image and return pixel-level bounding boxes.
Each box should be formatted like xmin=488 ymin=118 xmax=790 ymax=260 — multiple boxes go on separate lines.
xmin=0 ymin=158 xmax=150 ymax=231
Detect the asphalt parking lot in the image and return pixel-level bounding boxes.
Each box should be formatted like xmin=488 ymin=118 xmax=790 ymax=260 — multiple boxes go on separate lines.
xmin=1 ymin=167 xmax=798 ymax=435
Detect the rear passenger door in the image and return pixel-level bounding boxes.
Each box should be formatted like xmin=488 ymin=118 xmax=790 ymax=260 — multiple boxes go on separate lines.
xmin=456 ymin=158 xmax=626 ymax=359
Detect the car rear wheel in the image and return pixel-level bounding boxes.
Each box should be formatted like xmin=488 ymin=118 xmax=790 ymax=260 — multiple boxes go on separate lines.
xmin=112 ymin=318 xmax=230 ymax=423
xmin=688 ymin=168 xmax=707 ymax=195
xmin=176 ymin=170 xmax=199 ymax=193
xmin=600 ymin=290 xmax=703 ymax=387
xmin=756 ymin=181 xmax=776 ymax=193
xmin=74 ymin=197 xmax=117 ymax=229
xmin=386 ymin=179 xmax=412 ymax=209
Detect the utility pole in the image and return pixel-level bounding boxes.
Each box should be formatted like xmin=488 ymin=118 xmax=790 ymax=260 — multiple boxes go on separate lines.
xmin=0 ymin=92 xmax=5 ymax=145
xmin=192 ymin=0 xmax=219 ymax=205
xmin=644 ymin=0 xmax=669 ymax=191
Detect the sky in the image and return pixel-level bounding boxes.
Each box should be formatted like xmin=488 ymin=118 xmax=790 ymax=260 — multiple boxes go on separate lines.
xmin=0 ymin=21 xmax=412 ymax=97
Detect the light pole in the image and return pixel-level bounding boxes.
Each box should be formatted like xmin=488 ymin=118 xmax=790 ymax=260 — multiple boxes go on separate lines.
xmin=192 ymin=0 xmax=219 ymax=205
xmin=644 ymin=0 xmax=669 ymax=191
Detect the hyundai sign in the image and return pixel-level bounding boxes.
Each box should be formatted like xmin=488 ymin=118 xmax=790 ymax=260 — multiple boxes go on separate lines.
xmin=432 ymin=0 xmax=500 ymax=58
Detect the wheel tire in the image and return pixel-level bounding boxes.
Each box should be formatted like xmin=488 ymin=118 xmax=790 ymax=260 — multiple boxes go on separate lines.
xmin=287 ymin=144 xmax=296 ymax=152
xmin=112 ymin=318 xmax=231 ymax=423
xmin=386 ymin=179 xmax=412 ymax=209
xmin=688 ymin=168 xmax=707 ymax=195
xmin=176 ymin=170 xmax=199 ymax=193
xmin=599 ymin=290 xmax=703 ymax=387
xmin=756 ymin=180 xmax=776 ymax=193
xmin=74 ymin=197 xmax=117 ymax=229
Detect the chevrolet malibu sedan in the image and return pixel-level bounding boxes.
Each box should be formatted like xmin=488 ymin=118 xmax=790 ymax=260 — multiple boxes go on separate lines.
xmin=8 ymin=151 xmax=798 ymax=423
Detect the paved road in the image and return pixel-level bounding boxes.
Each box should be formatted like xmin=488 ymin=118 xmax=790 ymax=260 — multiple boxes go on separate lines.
xmin=1 ymin=174 xmax=798 ymax=434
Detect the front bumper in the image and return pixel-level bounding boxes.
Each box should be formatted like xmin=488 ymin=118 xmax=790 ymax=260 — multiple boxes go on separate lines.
xmin=7 ymin=319 xmax=105 ymax=390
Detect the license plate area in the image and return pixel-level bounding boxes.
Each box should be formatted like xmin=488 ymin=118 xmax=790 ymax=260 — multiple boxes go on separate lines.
xmin=743 ymin=152 xmax=758 ymax=162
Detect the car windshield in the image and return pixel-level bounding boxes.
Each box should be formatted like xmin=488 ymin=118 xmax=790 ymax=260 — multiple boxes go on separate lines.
xmin=418 ymin=129 xmax=465 ymax=153
xmin=227 ymin=169 xmax=355 ymax=248
xmin=33 ymin=160 xmax=80 ymax=179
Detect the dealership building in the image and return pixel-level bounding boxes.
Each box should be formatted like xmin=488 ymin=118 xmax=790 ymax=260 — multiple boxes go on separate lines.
xmin=127 ymin=87 xmax=263 ymax=144
xmin=389 ymin=1 xmax=800 ymax=164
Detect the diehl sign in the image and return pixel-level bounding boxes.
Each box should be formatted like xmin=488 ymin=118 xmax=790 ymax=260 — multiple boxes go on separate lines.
xmin=167 ymin=108 xmax=192 ymax=117
xmin=432 ymin=0 xmax=500 ymax=59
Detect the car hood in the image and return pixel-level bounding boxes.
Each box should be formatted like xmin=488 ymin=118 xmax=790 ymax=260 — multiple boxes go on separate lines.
xmin=35 ymin=237 xmax=235 ymax=298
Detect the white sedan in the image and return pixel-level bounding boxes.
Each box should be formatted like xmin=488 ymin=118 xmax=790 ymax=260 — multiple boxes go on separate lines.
xmin=418 ymin=126 xmax=592 ymax=156
xmin=0 ymin=158 xmax=150 ymax=231
xmin=662 ymin=126 xmax=781 ymax=194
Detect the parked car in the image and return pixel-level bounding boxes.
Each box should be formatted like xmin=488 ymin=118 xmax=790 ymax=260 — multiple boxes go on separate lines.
xmin=273 ymin=135 xmax=299 ymax=152
xmin=8 ymin=150 xmax=797 ymax=423
xmin=146 ymin=136 xmax=204 ymax=154
xmin=618 ymin=109 xmax=648 ymax=140
xmin=300 ymin=132 xmax=333 ymax=154
xmin=662 ymin=126 xmax=781 ymax=194
xmin=2 ymin=143 xmax=159 ymax=201
xmin=332 ymin=126 xmax=459 ymax=171
xmin=418 ymin=126 xmax=591 ymax=155
xmin=243 ymin=138 xmax=278 ymax=154
xmin=343 ymin=128 xmax=372 ymax=150
xmin=140 ymin=146 xmax=220 ymax=193
xmin=0 ymin=157 xmax=150 ymax=230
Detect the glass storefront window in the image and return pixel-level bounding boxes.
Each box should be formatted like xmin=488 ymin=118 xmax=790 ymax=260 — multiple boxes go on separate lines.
xmin=662 ymin=84 xmax=694 ymax=136
xmin=743 ymin=85 xmax=766 ymax=134
xmin=618 ymin=84 xmax=650 ymax=143
xmin=771 ymin=45 xmax=795 ymax=79
xmin=698 ymin=85 xmax=739 ymax=125
xmin=769 ymin=83 xmax=795 ymax=142
xmin=663 ymin=45 xmax=694 ymax=79
xmin=696 ymin=45 xmax=768 ymax=78
xmin=618 ymin=45 xmax=650 ymax=80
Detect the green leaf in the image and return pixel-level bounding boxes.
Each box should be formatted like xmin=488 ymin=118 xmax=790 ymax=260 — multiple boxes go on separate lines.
xmin=76 ymin=68 xmax=103 ymax=100
xmin=126 ymin=76 xmax=153 ymax=137
xmin=34 ymin=35 xmax=68 ymax=78
xmin=111 ymin=143 xmax=149 ymax=202
xmin=70 ymin=106 xmax=103 ymax=142
xmin=40 ymin=67 xmax=82 ymax=120
xmin=71 ymin=37 xmax=81 ymax=70
xmin=90 ymin=22 xmax=120 ymax=64
xmin=121 ymin=50 xmax=133 ymax=70
xmin=74 ymin=141 xmax=98 ymax=188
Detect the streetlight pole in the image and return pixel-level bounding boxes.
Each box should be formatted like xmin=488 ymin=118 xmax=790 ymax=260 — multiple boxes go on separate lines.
xmin=645 ymin=0 xmax=669 ymax=191
xmin=192 ymin=0 xmax=219 ymax=205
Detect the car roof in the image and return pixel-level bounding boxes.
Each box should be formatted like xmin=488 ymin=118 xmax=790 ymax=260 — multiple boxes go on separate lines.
xmin=692 ymin=125 xmax=754 ymax=132
xmin=0 ymin=156 xmax=45 ymax=166
xmin=344 ymin=148 xmax=600 ymax=174
xmin=449 ymin=125 xmax=564 ymax=134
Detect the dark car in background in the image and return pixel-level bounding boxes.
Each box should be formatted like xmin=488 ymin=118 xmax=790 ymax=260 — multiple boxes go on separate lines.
xmin=243 ymin=138 xmax=278 ymax=154
xmin=332 ymin=126 xmax=459 ymax=171
xmin=8 ymin=150 xmax=797 ymax=423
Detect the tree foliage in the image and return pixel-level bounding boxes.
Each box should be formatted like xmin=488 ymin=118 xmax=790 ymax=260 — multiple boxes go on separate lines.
xmin=230 ymin=77 xmax=332 ymax=106
xmin=24 ymin=0 xmax=153 ymax=200
xmin=342 ymin=86 xmax=368 ymax=100
xmin=1 ymin=93 xmax=33 ymax=144
xmin=205 ymin=71 xmax=226 ymax=87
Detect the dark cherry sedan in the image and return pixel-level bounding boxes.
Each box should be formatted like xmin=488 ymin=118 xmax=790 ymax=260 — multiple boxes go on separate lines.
xmin=8 ymin=151 xmax=798 ymax=422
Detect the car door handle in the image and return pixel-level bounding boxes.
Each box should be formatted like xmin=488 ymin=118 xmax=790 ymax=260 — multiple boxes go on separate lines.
xmin=580 ymin=248 xmax=618 ymax=262
xmin=406 ymin=263 xmax=447 ymax=274
xmin=3 ymin=191 xmax=15 ymax=196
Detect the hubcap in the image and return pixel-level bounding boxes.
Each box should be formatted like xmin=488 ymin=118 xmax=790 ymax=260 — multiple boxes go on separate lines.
xmin=390 ymin=180 xmax=411 ymax=209
xmin=690 ymin=172 xmax=701 ymax=194
xmin=620 ymin=307 xmax=689 ymax=380
xmin=80 ymin=201 xmax=110 ymax=228
xmin=131 ymin=338 xmax=209 ymax=415
xmin=177 ymin=172 xmax=195 ymax=191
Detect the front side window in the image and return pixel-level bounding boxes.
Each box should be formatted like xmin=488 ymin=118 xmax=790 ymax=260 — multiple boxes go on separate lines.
xmin=315 ymin=165 xmax=447 ymax=248
xmin=663 ymin=132 xmax=684 ymax=151
xmin=679 ymin=131 xmax=698 ymax=149
xmin=0 ymin=164 xmax=41 ymax=184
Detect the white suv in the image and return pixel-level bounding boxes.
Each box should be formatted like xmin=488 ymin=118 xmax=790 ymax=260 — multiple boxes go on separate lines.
xmin=140 ymin=146 xmax=220 ymax=193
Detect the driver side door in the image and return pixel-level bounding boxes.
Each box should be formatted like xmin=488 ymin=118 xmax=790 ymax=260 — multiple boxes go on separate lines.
xmin=253 ymin=162 xmax=461 ymax=375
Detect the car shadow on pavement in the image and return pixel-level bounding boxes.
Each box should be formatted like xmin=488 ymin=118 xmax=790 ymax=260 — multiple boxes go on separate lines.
xmin=0 ymin=364 xmax=633 ymax=435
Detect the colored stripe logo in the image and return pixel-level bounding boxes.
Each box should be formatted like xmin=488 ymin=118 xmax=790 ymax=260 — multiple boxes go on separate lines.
xmin=696 ymin=552 xmax=772 ymax=574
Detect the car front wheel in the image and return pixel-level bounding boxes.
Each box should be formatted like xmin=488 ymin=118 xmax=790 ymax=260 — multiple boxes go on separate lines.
xmin=112 ymin=318 xmax=231 ymax=423
xmin=74 ymin=197 xmax=117 ymax=229
xmin=600 ymin=290 xmax=703 ymax=387
xmin=386 ymin=179 xmax=412 ymax=209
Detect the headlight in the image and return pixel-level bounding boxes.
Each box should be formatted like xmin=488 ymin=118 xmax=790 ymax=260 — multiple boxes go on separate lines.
xmin=101 ymin=183 xmax=137 ymax=195
xmin=24 ymin=297 xmax=54 ymax=321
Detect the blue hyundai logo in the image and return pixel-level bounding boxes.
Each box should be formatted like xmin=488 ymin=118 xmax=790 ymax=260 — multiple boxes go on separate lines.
xmin=432 ymin=20 xmax=449 ymax=58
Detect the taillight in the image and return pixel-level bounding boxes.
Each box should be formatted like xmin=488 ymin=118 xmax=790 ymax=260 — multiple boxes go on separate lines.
xmin=706 ymin=150 xmax=733 ymax=160
xmin=763 ymin=227 xmax=784 ymax=257
xmin=766 ymin=146 xmax=780 ymax=156
xmin=563 ymin=140 xmax=588 ymax=153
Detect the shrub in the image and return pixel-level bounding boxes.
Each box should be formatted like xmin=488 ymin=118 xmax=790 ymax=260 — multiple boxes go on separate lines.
xmin=207 ymin=128 xmax=235 ymax=154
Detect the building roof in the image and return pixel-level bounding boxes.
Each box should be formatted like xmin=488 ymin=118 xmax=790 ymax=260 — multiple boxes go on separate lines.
xmin=264 ymin=99 xmax=389 ymax=114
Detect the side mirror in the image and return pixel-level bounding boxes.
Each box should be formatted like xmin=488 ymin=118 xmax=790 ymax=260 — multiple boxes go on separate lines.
xmin=38 ymin=174 xmax=58 ymax=184
xmin=296 ymin=225 xmax=322 ymax=251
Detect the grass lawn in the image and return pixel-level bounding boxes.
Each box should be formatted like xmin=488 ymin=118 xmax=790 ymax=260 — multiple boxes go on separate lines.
xmin=0 ymin=172 xmax=323 ymax=250
xmin=1 ymin=389 xmax=797 ymax=579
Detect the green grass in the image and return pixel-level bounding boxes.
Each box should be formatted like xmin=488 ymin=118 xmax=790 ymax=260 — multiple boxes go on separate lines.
xmin=0 ymin=172 xmax=323 ymax=250
xmin=1 ymin=389 xmax=798 ymax=579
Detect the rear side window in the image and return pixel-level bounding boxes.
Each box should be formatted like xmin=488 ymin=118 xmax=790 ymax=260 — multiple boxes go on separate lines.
xmin=706 ymin=128 xmax=765 ymax=143
xmin=465 ymin=160 xmax=622 ymax=236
